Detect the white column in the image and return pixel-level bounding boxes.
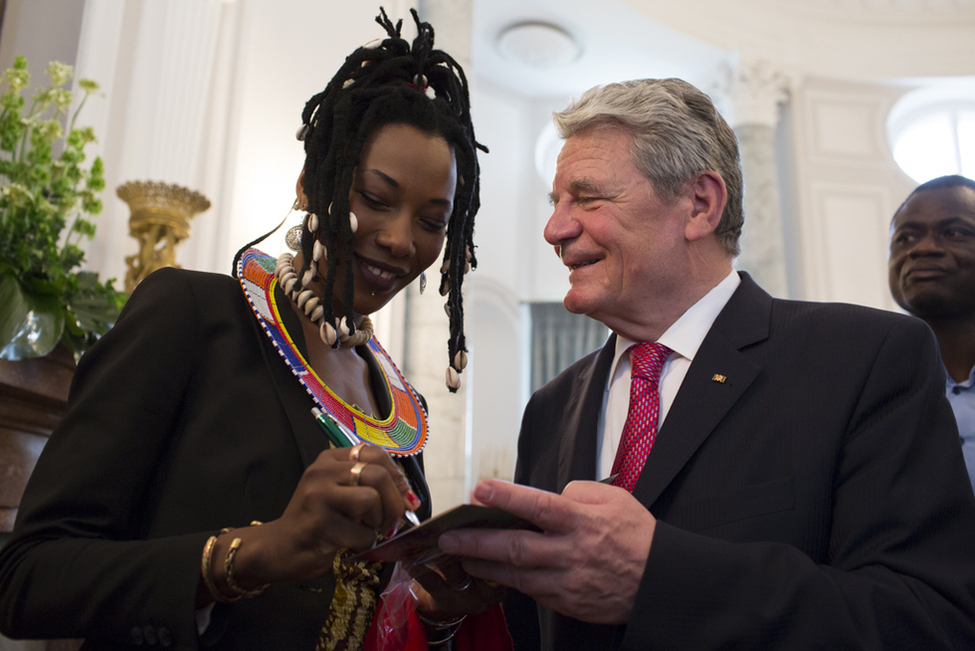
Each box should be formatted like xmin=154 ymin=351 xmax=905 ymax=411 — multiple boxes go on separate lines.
xmin=716 ymin=57 xmax=792 ymax=298
xmin=405 ymin=0 xmax=473 ymax=513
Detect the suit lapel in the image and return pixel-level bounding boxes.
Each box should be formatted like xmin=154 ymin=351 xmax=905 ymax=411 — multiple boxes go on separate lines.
xmin=557 ymin=336 xmax=618 ymax=490
xmin=631 ymin=274 xmax=772 ymax=507
xmin=246 ymin=290 xmax=329 ymax=470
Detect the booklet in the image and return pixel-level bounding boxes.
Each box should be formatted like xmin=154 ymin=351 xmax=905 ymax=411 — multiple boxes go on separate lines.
xmin=352 ymin=503 xmax=540 ymax=564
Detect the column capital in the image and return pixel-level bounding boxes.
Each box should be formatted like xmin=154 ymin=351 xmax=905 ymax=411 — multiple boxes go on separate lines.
xmin=714 ymin=57 xmax=792 ymax=129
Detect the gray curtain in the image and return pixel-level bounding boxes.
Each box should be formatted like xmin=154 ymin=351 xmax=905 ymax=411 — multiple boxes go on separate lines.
xmin=530 ymin=303 xmax=609 ymax=393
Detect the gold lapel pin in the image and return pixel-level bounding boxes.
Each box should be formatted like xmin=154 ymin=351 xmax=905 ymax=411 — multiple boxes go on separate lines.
xmin=711 ymin=374 xmax=727 ymax=383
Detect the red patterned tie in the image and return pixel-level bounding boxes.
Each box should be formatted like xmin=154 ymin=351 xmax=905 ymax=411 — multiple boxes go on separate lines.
xmin=611 ymin=342 xmax=672 ymax=492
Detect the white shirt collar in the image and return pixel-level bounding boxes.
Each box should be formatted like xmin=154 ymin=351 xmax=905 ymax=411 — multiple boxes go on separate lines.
xmin=607 ymin=270 xmax=741 ymax=382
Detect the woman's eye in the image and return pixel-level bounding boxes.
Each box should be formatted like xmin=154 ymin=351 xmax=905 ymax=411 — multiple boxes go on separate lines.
xmin=358 ymin=192 xmax=387 ymax=209
xmin=421 ymin=219 xmax=448 ymax=232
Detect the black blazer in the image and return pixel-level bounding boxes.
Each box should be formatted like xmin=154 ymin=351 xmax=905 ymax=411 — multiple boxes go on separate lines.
xmin=505 ymin=273 xmax=975 ymax=651
xmin=0 ymin=267 xmax=430 ymax=650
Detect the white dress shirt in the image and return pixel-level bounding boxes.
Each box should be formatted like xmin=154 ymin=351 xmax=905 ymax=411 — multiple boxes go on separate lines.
xmin=596 ymin=270 xmax=741 ymax=480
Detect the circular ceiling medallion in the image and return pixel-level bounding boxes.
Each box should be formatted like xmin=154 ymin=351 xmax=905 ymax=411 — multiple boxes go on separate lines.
xmin=496 ymin=21 xmax=582 ymax=68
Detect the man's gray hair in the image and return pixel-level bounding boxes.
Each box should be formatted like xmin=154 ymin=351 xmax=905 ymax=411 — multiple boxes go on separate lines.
xmin=553 ymin=78 xmax=744 ymax=256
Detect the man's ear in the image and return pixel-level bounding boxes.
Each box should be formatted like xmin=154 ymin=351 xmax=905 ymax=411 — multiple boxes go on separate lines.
xmin=685 ymin=171 xmax=727 ymax=242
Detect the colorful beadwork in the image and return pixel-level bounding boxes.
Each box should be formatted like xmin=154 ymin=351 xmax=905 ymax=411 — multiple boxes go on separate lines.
xmin=238 ymin=248 xmax=428 ymax=456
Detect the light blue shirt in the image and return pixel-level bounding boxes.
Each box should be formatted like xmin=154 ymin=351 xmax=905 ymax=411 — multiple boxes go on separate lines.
xmin=947 ymin=364 xmax=975 ymax=495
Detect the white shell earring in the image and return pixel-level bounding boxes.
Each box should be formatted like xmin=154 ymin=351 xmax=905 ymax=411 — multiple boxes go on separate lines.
xmin=445 ymin=366 xmax=461 ymax=391
xmin=419 ymin=272 xmax=427 ymax=295
xmin=320 ymin=321 xmax=337 ymax=347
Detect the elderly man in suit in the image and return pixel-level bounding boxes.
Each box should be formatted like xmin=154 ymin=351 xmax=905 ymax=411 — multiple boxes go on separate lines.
xmin=438 ymin=79 xmax=975 ymax=650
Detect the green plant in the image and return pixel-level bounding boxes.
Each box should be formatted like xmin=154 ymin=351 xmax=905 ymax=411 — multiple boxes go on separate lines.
xmin=0 ymin=55 xmax=126 ymax=361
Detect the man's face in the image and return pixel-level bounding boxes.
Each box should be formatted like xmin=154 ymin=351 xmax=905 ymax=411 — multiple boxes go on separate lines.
xmin=543 ymin=126 xmax=690 ymax=329
xmin=888 ymin=184 xmax=975 ymax=321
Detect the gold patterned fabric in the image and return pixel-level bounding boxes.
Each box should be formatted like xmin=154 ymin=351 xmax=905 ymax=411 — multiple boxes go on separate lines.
xmin=316 ymin=550 xmax=383 ymax=651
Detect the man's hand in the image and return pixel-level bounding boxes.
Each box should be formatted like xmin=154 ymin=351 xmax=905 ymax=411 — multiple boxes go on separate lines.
xmin=437 ymin=479 xmax=656 ymax=625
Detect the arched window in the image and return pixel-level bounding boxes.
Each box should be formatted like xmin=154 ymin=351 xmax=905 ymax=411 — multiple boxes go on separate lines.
xmin=887 ymin=82 xmax=975 ymax=183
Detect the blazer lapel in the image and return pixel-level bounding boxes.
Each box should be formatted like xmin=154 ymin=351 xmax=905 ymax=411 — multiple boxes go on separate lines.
xmin=557 ymin=336 xmax=618 ymax=490
xmin=631 ymin=274 xmax=772 ymax=507
xmin=246 ymin=292 xmax=329 ymax=470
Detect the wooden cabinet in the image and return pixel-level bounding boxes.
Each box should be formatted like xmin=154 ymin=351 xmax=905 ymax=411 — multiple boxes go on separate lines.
xmin=0 ymin=347 xmax=74 ymax=532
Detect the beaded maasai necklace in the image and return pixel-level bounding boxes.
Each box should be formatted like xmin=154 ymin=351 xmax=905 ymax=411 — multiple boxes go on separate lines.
xmin=237 ymin=248 xmax=428 ymax=456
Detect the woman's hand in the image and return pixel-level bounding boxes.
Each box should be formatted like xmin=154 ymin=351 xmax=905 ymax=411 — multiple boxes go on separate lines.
xmin=205 ymin=444 xmax=418 ymax=599
xmin=407 ymin=554 xmax=506 ymax=620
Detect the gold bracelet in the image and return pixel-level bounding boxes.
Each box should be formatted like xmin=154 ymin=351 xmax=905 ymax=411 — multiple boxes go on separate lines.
xmin=223 ymin=537 xmax=270 ymax=598
xmin=201 ymin=535 xmax=240 ymax=604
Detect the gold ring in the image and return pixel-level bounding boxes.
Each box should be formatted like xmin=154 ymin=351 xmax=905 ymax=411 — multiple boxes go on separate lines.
xmin=349 ymin=461 xmax=367 ymax=487
xmin=349 ymin=442 xmax=367 ymax=462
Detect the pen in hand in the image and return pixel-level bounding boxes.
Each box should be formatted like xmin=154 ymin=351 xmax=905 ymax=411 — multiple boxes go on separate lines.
xmin=311 ymin=407 xmax=421 ymax=530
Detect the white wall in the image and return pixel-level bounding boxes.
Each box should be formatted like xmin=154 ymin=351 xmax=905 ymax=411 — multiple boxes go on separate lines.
xmin=0 ymin=0 xmax=85 ymax=76
xmin=464 ymin=78 xmax=537 ymax=483
xmin=785 ymin=76 xmax=918 ymax=310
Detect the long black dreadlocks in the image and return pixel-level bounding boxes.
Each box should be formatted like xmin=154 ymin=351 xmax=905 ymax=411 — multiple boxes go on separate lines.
xmin=296 ymin=7 xmax=484 ymax=392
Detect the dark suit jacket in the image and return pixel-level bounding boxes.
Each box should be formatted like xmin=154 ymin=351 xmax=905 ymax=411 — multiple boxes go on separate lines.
xmin=0 ymin=267 xmax=430 ymax=651
xmin=505 ymin=273 xmax=975 ymax=651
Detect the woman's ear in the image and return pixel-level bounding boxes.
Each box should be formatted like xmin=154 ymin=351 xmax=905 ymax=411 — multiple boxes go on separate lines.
xmin=295 ymin=167 xmax=307 ymax=209
xmin=684 ymin=170 xmax=727 ymax=242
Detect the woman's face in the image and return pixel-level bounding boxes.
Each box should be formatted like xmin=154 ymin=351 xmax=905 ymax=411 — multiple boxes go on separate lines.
xmin=306 ymin=123 xmax=457 ymax=316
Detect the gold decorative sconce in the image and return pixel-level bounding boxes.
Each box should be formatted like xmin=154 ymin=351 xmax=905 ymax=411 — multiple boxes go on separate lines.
xmin=116 ymin=181 xmax=211 ymax=293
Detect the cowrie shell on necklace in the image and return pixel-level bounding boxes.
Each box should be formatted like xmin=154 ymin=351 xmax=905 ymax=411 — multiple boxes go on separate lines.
xmin=303 ymin=296 xmax=320 ymax=315
xmin=296 ymin=290 xmax=314 ymax=309
xmin=276 ymin=253 xmax=293 ymax=270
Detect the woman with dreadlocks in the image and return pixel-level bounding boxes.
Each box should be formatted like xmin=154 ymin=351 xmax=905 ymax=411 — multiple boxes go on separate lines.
xmin=0 ymin=9 xmax=512 ymax=651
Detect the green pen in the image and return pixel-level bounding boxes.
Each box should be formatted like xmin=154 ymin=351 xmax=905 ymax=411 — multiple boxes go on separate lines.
xmin=312 ymin=407 xmax=356 ymax=448
xmin=311 ymin=406 xmax=421 ymax=530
